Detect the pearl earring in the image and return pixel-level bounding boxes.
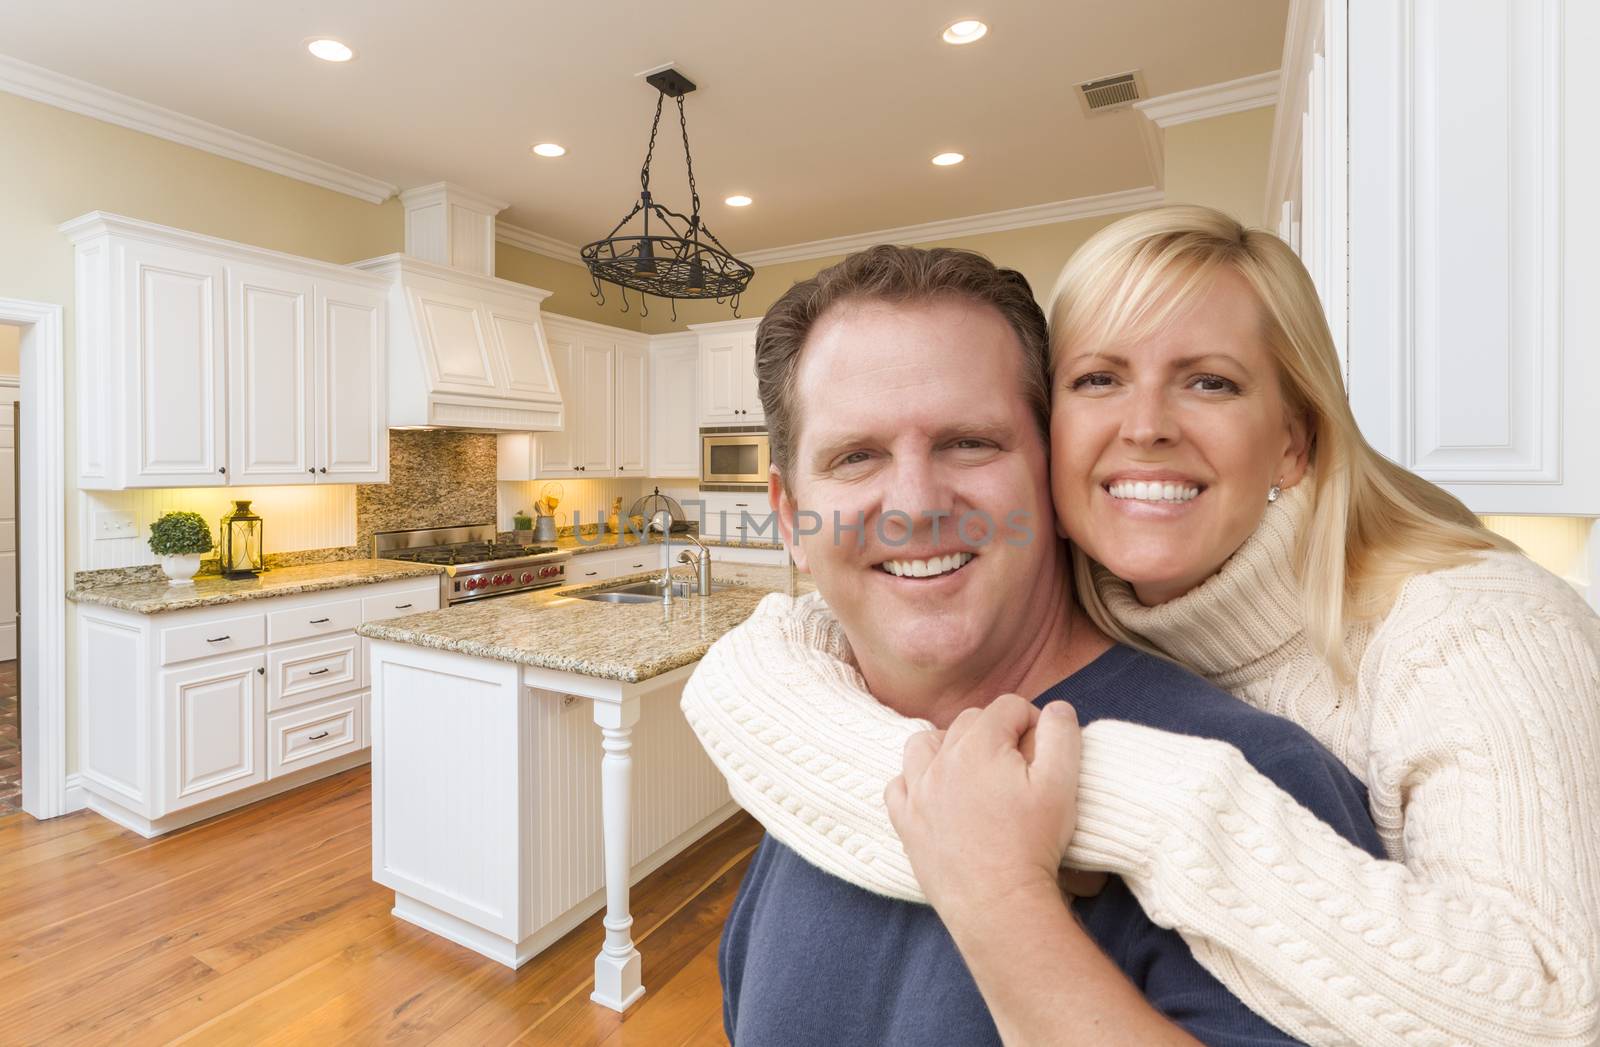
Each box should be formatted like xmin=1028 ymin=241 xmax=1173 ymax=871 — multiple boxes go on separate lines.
xmin=1267 ymin=483 xmax=1282 ymax=504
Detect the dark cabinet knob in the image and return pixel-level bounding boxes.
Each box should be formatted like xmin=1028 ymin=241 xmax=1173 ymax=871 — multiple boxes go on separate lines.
xmin=219 ymin=467 xmax=226 ymax=474
xmin=319 ymin=467 xmax=327 ymax=474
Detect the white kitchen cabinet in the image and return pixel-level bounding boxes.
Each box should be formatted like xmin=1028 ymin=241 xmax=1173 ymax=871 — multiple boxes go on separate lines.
xmin=577 ymin=339 xmax=617 ymax=475
xmin=498 ymin=315 xmax=649 ymax=480
xmin=63 ymin=213 xmax=392 ymax=489
xmin=1272 ymin=0 xmax=1600 ymax=515
xmin=566 ymin=546 xmax=659 ymax=584
xmin=122 ymin=238 xmax=230 ymax=487
xmin=317 ymin=280 xmax=388 ymax=483
xmin=162 ymin=651 xmax=266 ymax=812
xmin=615 ymin=342 xmax=649 ymax=474
xmin=692 ymin=317 xmax=763 ymax=425
xmin=228 ymin=263 xmax=315 ymax=484
xmin=75 ymin=575 xmax=437 ymax=837
xmin=648 ymin=335 xmax=700 ymax=477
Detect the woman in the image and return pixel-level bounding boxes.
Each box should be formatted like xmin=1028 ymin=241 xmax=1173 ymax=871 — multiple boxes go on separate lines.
xmin=682 ymin=205 xmax=1600 ymax=1046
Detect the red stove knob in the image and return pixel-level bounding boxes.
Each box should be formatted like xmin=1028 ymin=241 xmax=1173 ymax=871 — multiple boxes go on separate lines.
xmin=494 ymin=574 xmax=508 ymax=585
xmin=465 ymin=577 xmax=481 ymax=590
xmin=520 ymin=572 xmax=534 ymax=583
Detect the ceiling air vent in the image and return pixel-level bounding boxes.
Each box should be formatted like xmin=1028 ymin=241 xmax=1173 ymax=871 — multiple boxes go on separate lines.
xmin=1077 ymin=71 xmax=1143 ymax=114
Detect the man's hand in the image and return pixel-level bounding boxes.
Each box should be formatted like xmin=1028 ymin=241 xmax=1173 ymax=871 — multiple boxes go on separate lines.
xmin=883 ymin=694 xmax=1083 ymax=928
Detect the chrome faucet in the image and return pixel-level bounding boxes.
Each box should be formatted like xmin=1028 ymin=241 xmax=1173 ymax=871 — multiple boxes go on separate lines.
xmin=677 ymin=532 xmax=713 ymax=596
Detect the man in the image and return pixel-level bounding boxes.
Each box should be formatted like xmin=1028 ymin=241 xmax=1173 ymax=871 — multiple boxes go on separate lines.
xmin=695 ymin=245 xmax=1382 ymax=1045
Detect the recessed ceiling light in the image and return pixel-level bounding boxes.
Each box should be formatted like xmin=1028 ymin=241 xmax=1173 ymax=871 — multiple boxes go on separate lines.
xmin=532 ymin=143 xmax=567 ymax=158
xmin=931 ymin=152 xmax=966 ymax=166
xmin=942 ymin=19 xmax=988 ymax=45
xmin=724 ymin=195 xmax=752 ymax=207
xmin=306 ymin=38 xmax=355 ymax=63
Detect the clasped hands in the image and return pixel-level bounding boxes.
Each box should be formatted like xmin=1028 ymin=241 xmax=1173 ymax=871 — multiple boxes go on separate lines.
xmin=884 ymin=694 xmax=1106 ymax=924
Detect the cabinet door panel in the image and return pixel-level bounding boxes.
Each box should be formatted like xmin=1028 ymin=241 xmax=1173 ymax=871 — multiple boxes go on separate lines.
xmin=163 ymin=653 xmax=265 ymax=811
xmin=228 ymin=264 xmax=315 ymax=484
xmin=578 ymin=340 xmax=616 ymax=474
xmin=535 ymin=329 xmax=580 ymax=476
xmin=124 ymin=241 xmax=227 ymax=486
xmin=318 ymin=281 xmax=387 ymax=483
xmin=700 ymin=335 xmax=741 ymax=422
xmin=615 ymin=342 xmax=648 ymax=474
xmin=739 ymin=333 xmax=764 ymax=422
xmin=649 ymin=344 xmax=700 ymax=477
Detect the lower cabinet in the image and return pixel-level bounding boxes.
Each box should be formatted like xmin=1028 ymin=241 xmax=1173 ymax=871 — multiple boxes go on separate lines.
xmin=76 ymin=575 xmax=440 ymax=837
xmin=163 ymin=652 xmax=266 ymax=812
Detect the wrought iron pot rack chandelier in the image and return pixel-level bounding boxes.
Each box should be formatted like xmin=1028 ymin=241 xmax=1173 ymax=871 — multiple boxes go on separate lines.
xmin=581 ymin=67 xmax=754 ymax=320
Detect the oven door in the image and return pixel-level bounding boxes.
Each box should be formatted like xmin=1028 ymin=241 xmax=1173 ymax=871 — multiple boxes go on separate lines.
xmin=701 ymin=434 xmax=771 ymax=485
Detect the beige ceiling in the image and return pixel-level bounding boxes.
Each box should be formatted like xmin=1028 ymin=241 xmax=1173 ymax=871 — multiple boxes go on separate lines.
xmin=0 ymin=1 xmax=1287 ymax=252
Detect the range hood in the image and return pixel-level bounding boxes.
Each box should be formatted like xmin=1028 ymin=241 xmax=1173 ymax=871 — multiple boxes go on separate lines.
xmin=355 ymin=183 xmax=563 ymax=431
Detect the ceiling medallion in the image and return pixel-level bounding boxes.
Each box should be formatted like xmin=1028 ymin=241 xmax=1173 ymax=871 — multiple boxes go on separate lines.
xmin=581 ymin=67 xmax=754 ymax=320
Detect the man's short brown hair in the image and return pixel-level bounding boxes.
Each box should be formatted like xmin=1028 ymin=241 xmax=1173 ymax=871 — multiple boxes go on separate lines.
xmin=755 ymin=244 xmax=1050 ymax=479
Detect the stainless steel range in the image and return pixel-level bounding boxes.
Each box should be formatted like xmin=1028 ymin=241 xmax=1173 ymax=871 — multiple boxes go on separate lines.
xmin=372 ymin=524 xmax=572 ymax=604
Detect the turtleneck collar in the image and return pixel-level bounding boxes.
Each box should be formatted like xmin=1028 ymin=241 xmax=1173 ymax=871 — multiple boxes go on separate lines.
xmin=1092 ymin=479 xmax=1310 ymax=677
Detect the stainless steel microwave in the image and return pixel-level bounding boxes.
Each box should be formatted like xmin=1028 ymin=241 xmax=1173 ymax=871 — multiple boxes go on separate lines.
xmin=701 ymin=431 xmax=771 ymax=486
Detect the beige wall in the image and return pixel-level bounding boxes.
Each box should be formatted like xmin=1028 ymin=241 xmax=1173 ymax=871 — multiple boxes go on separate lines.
xmin=0 ymin=324 xmax=18 ymax=376
xmin=1162 ymin=106 xmax=1276 ymax=226
xmin=496 ymin=243 xmax=644 ymax=330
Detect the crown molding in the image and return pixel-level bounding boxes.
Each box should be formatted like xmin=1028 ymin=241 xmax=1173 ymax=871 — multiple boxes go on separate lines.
xmin=1134 ymin=70 xmax=1281 ymax=128
xmin=496 ymin=221 xmax=583 ymax=263
xmin=737 ymin=186 xmax=1165 ymax=267
xmin=0 ymin=52 xmax=397 ymax=204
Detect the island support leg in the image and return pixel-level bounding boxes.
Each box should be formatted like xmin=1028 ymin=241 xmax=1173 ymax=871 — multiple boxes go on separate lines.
xmin=591 ymin=696 xmax=645 ymax=1012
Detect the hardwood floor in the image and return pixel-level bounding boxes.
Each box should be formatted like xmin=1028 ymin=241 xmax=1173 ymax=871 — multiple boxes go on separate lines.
xmin=0 ymin=766 xmax=757 ymax=1045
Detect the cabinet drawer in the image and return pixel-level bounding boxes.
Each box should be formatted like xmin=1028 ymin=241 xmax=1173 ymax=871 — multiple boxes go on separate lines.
xmin=267 ymin=692 xmax=364 ymax=779
xmin=361 ymin=584 xmax=441 ymax=623
xmin=268 ymin=597 xmax=362 ymax=645
xmin=267 ymin=633 xmax=360 ymax=712
xmin=161 ymin=612 xmax=266 ymax=666
xmin=568 ymin=557 xmax=619 ymax=583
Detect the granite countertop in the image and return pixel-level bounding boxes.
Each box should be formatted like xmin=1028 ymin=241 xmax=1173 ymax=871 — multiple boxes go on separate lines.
xmin=359 ymin=564 xmax=813 ymax=683
xmin=67 ymin=559 xmax=445 ymax=614
xmin=551 ymin=531 xmax=786 ymax=557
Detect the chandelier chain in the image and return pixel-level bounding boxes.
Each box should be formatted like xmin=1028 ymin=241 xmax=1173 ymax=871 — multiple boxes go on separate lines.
xmin=677 ymin=96 xmax=702 ymax=226
xmin=640 ymin=92 xmax=665 ymax=194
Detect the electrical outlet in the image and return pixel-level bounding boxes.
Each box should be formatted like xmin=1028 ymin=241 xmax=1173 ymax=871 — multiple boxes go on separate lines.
xmin=94 ymin=510 xmax=137 ymax=540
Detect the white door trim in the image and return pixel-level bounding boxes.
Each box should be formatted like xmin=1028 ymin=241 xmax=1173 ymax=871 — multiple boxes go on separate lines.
xmin=0 ymin=298 xmax=70 ymax=819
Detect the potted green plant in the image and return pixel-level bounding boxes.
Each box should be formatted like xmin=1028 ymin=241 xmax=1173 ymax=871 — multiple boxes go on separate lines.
xmin=148 ymin=511 xmax=214 ymax=586
xmin=513 ymin=510 xmax=533 ymax=531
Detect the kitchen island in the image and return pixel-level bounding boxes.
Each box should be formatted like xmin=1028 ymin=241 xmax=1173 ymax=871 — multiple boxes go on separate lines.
xmin=358 ymin=562 xmax=809 ymax=1012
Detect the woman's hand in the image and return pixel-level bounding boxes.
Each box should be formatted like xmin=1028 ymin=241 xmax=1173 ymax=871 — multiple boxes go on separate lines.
xmin=884 ymin=694 xmax=1084 ymax=927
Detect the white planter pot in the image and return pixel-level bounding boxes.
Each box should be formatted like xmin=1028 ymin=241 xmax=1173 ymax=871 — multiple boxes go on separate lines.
xmin=160 ymin=553 xmax=203 ymax=586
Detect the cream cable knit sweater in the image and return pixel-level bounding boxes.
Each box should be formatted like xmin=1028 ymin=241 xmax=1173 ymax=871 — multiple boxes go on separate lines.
xmin=681 ymin=484 xmax=1600 ymax=1047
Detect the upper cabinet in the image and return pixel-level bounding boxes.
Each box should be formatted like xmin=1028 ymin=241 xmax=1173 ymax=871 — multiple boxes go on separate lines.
xmin=354 ymin=256 xmax=562 ymax=432
xmin=692 ymin=317 xmax=763 ymax=426
xmin=497 ymin=315 xmax=647 ymax=480
xmin=648 ymin=335 xmax=700 ymax=478
xmin=1272 ymin=0 xmax=1599 ymax=515
xmin=62 ymin=213 xmax=389 ymax=490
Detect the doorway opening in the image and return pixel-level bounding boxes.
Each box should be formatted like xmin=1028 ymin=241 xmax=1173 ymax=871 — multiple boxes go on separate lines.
xmin=0 ymin=323 xmax=18 ymax=812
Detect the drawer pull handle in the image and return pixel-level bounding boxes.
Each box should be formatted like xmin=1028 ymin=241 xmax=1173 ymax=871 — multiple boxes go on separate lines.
xmin=206 ymin=635 xmax=231 ymax=643
xmin=394 ymin=603 xmax=413 ymax=610
xmin=308 ymin=668 xmax=330 ymax=676
xmin=309 ymin=617 xmax=331 ymax=624
xmin=584 ymin=571 xmax=598 ymax=577
xmin=308 ymin=730 xmax=331 ymax=740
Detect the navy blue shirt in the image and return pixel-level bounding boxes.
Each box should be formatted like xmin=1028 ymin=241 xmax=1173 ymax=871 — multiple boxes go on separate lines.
xmin=720 ymin=644 xmax=1385 ymax=1046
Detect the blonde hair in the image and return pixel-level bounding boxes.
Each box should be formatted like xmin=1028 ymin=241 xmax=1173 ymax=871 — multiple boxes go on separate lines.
xmin=1051 ymin=205 xmax=1515 ymax=676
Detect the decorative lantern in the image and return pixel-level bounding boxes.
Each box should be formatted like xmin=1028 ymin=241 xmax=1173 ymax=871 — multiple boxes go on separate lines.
xmin=219 ymin=499 xmax=264 ymax=578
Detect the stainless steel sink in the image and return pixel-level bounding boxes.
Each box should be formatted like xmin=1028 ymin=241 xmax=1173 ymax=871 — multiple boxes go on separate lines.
xmin=573 ymin=577 xmax=736 ymax=603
